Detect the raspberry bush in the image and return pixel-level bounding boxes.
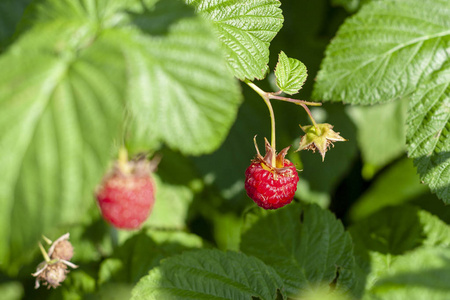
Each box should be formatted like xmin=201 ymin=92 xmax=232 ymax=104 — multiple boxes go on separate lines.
xmin=1 ymin=0 xmax=450 ymax=299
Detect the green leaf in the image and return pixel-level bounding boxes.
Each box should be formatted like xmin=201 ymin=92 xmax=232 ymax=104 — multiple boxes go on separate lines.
xmin=17 ymin=0 xmax=243 ymax=155
xmin=346 ymin=98 xmax=407 ymax=175
xmin=240 ymin=203 xmax=359 ymax=298
xmin=349 ymin=158 xmax=428 ymax=222
xmin=99 ymin=230 xmax=204 ymax=285
xmin=188 ymin=0 xmax=284 ymax=80
xmin=350 ymin=206 xmax=450 ymax=257
xmin=366 ymin=247 xmax=450 ymax=300
xmin=131 ymin=249 xmax=286 ymax=300
xmin=313 ymin=0 xmax=450 ymax=105
xmin=274 ymin=51 xmax=308 ymax=95
xmin=124 ymin=0 xmax=243 ymax=155
xmin=349 ymin=205 xmax=450 ymax=298
xmin=0 ymin=24 xmax=126 ymax=274
xmin=0 ymin=0 xmax=242 ymax=274
xmin=406 ymin=64 xmax=450 ymax=203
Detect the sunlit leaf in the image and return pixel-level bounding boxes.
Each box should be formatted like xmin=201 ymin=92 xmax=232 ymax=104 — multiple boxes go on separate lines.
xmin=131 ymin=249 xmax=286 ymax=300
xmin=406 ymin=64 xmax=450 ymax=203
xmin=188 ymin=0 xmax=284 ymax=80
xmin=241 ymin=203 xmax=360 ymax=298
xmin=275 ymin=51 xmax=308 ymax=95
xmin=314 ymin=0 xmax=450 ymax=104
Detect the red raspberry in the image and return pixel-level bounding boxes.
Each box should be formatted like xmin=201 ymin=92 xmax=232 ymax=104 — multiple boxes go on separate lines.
xmin=96 ymin=152 xmax=157 ymax=230
xmin=245 ymin=137 xmax=299 ymax=209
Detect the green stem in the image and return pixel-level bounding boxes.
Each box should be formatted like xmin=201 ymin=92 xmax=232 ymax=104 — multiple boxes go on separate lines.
xmin=269 ymin=93 xmax=322 ymax=129
xmin=299 ymin=103 xmax=318 ymax=129
xmin=269 ymin=94 xmax=320 ymax=129
xmin=110 ymin=227 xmax=119 ymax=249
xmin=245 ymin=81 xmax=323 ymax=162
xmin=245 ymin=80 xmax=276 ymax=165
xmin=268 ymin=94 xmax=322 ymax=107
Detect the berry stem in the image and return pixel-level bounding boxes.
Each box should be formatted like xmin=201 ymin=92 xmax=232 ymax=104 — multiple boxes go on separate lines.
xmin=268 ymin=93 xmax=320 ymax=130
xmin=299 ymin=103 xmax=319 ymax=129
xmin=117 ymin=146 xmax=131 ymax=174
xmin=245 ymin=80 xmax=323 ymax=153
xmin=268 ymin=94 xmax=321 ymax=107
xmin=245 ymin=80 xmax=276 ymax=166
xmin=110 ymin=227 xmax=119 ymax=249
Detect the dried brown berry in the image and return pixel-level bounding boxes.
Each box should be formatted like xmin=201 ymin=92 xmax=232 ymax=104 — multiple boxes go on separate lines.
xmin=32 ymin=233 xmax=78 ymax=289
xmin=35 ymin=262 xmax=68 ymax=289
xmin=50 ymin=240 xmax=74 ymax=261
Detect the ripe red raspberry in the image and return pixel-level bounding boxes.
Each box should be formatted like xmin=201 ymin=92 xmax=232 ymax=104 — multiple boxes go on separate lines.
xmin=96 ymin=151 xmax=157 ymax=230
xmin=245 ymin=137 xmax=299 ymax=209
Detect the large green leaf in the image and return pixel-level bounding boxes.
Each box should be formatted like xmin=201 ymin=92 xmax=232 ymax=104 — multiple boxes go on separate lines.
xmin=99 ymin=230 xmax=203 ymax=287
xmin=350 ymin=206 xmax=450 ymax=257
xmin=131 ymin=249 xmax=286 ymax=300
xmin=0 ymin=23 xmax=126 ymax=274
xmin=17 ymin=0 xmax=243 ymax=155
xmin=240 ymin=203 xmax=359 ymax=298
xmin=313 ymin=0 xmax=450 ymax=105
xmin=188 ymin=0 xmax=284 ymax=80
xmin=349 ymin=205 xmax=450 ymax=299
xmin=406 ymin=64 xmax=450 ymax=203
xmin=0 ymin=0 xmax=242 ymax=274
xmin=124 ymin=0 xmax=243 ymax=155
xmin=365 ymin=247 xmax=450 ymax=300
